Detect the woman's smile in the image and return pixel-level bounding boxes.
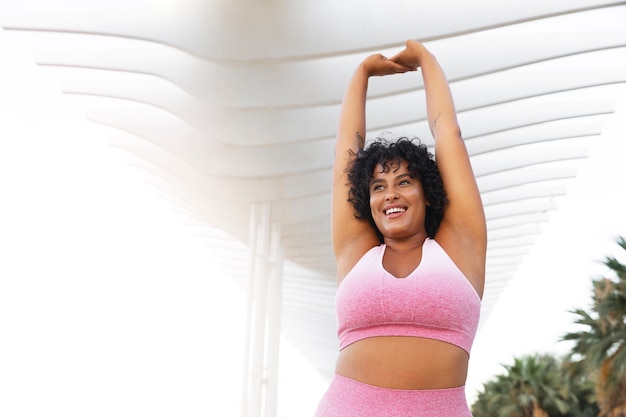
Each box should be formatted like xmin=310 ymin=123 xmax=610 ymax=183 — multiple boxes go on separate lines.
xmin=384 ymin=205 xmax=407 ymax=218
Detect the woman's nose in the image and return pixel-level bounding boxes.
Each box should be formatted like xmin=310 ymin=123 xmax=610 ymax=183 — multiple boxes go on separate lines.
xmin=385 ymin=188 xmax=398 ymax=200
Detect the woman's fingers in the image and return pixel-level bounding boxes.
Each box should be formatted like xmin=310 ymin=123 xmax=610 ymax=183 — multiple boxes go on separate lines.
xmin=363 ymin=54 xmax=411 ymax=76
xmin=389 ymin=40 xmax=425 ymax=69
xmin=389 ymin=50 xmax=418 ymax=69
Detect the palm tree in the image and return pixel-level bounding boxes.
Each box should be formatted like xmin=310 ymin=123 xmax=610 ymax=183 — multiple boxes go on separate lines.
xmin=559 ymin=356 xmax=599 ymax=417
xmin=471 ymin=354 xmax=572 ymax=417
xmin=562 ymin=236 xmax=626 ymax=417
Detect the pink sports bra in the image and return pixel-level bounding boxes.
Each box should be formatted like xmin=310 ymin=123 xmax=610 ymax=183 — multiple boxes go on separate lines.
xmin=336 ymin=238 xmax=481 ymax=355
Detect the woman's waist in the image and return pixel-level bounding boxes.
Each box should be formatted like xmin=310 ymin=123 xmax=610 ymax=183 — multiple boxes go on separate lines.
xmin=335 ymin=336 xmax=469 ymax=390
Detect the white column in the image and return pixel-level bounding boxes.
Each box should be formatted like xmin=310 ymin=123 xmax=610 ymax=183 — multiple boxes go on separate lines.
xmin=241 ymin=204 xmax=258 ymax=417
xmin=265 ymin=222 xmax=283 ymax=417
xmin=241 ymin=204 xmax=283 ymax=417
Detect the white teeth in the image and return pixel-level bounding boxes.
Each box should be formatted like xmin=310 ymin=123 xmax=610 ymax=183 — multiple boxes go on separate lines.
xmin=385 ymin=207 xmax=406 ymax=215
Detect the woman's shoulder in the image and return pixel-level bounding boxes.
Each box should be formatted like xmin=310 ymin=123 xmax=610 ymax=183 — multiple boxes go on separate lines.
xmin=336 ymin=241 xmax=382 ymax=284
xmin=432 ymin=232 xmax=486 ymax=297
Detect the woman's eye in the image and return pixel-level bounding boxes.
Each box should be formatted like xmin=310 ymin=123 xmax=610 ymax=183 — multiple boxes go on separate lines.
xmin=399 ymin=180 xmax=410 ymax=185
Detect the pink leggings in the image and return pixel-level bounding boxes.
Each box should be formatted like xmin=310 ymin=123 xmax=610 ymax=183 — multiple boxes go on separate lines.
xmin=314 ymin=373 xmax=472 ymax=417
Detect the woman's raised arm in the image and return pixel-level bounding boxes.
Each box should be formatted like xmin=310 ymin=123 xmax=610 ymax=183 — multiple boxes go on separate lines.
xmin=331 ymin=55 xmax=414 ymax=280
xmin=392 ymin=41 xmax=487 ymax=295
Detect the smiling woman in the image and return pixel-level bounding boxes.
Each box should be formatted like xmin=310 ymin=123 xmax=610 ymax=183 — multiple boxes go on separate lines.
xmin=317 ymin=40 xmax=487 ymax=417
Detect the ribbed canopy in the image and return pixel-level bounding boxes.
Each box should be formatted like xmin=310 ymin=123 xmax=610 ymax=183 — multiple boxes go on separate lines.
xmin=2 ymin=0 xmax=625 ymax=379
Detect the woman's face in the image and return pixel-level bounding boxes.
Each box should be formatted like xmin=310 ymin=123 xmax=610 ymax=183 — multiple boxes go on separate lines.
xmin=369 ymin=159 xmax=427 ymax=240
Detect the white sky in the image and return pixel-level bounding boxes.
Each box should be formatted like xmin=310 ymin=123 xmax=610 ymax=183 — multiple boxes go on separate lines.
xmin=1 ymin=19 xmax=626 ymax=417
xmin=0 ymin=29 xmax=245 ymax=416
xmin=468 ymin=87 xmax=626 ymax=394
xmin=0 ymin=25 xmax=328 ymax=417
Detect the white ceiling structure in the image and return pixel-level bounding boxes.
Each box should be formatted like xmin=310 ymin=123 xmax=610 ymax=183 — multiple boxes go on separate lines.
xmin=2 ymin=0 xmax=626 ymax=400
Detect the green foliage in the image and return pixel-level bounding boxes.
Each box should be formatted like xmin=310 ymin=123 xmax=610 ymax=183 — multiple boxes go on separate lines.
xmin=471 ymin=354 xmax=595 ymax=417
xmin=562 ymin=236 xmax=626 ymax=416
xmin=559 ymin=357 xmax=600 ymax=417
xmin=473 ymin=236 xmax=626 ymax=417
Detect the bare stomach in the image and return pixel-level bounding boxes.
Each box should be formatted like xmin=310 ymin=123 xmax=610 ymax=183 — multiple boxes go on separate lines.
xmin=335 ymin=336 xmax=469 ymax=390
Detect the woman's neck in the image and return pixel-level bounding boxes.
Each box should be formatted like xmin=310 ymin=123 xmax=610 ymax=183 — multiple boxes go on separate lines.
xmin=384 ymin=233 xmax=428 ymax=254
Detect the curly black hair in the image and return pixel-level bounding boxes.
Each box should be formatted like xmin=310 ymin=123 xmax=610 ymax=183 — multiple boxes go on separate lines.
xmin=347 ymin=137 xmax=447 ymax=241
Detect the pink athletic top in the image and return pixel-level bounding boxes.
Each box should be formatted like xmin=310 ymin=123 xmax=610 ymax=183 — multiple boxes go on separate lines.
xmin=336 ymin=238 xmax=481 ymax=355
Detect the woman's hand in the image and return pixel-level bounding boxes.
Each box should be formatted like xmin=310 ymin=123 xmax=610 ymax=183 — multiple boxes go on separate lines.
xmin=389 ymin=40 xmax=427 ymax=69
xmin=361 ymin=53 xmax=415 ymax=77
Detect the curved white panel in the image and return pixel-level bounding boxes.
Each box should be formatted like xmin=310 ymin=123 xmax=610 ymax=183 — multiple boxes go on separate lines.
xmin=3 ymin=0 xmax=625 ymax=394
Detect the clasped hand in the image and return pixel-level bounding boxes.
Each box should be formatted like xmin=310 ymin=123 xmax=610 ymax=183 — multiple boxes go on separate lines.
xmin=362 ymin=40 xmax=426 ymax=77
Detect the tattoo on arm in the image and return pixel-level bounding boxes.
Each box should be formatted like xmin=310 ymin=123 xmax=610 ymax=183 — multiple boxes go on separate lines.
xmin=356 ymin=132 xmax=365 ymax=147
xmin=431 ymin=112 xmax=441 ymax=131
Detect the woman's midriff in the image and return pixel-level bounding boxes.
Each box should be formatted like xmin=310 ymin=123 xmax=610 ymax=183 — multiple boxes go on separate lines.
xmin=335 ymin=336 xmax=469 ymax=390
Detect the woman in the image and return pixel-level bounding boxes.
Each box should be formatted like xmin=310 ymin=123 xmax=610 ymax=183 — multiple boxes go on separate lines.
xmin=315 ymin=40 xmax=487 ymax=416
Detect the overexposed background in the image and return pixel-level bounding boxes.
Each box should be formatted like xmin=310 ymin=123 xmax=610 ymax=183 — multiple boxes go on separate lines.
xmin=1 ymin=21 xmax=626 ymax=417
